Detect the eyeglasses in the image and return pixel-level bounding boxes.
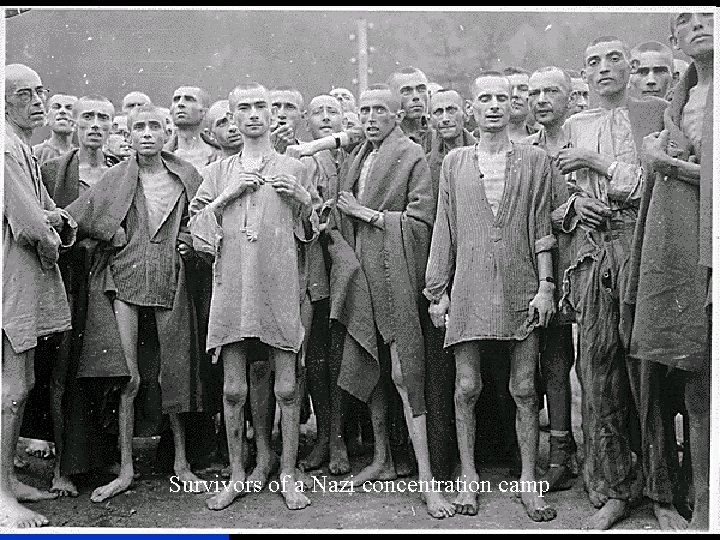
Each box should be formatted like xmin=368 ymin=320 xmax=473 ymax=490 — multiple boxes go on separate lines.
xmin=12 ymin=87 xmax=49 ymax=103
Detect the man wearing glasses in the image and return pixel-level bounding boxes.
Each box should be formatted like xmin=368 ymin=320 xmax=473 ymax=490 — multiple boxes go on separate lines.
xmin=2 ymin=64 xmax=76 ymax=528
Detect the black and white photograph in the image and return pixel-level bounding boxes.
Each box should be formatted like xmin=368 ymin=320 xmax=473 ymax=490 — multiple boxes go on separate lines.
xmin=1 ymin=6 xmax=716 ymax=531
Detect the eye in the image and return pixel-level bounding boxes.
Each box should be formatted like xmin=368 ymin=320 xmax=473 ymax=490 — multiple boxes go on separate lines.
xmin=528 ymin=89 xmax=540 ymax=97
xmin=587 ymin=58 xmax=599 ymax=66
xmin=98 ymin=114 xmax=110 ymax=121
xmin=359 ymin=107 xmax=370 ymax=114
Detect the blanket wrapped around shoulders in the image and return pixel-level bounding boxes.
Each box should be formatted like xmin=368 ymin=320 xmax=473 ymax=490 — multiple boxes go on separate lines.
xmin=328 ymin=127 xmax=435 ymax=415
xmin=65 ymin=152 xmax=208 ymax=414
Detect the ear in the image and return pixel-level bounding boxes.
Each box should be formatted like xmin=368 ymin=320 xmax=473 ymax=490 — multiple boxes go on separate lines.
xmin=581 ymin=69 xmax=589 ymax=84
xmin=669 ymin=35 xmax=679 ymax=51
xmin=395 ymin=108 xmax=406 ymax=124
xmin=567 ymin=92 xmax=577 ymax=110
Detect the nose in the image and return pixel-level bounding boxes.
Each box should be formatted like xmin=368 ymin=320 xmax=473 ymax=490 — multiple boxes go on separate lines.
xmin=689 ymin=13 xmax=705 ymax=29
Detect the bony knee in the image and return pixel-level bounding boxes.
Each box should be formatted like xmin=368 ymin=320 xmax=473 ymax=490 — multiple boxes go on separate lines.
xmin=509 ymin=382 xmax=537 ymax=405
xmin=223 ymin=384 xmax=248 ymax=406
xmin=455 ymin=376 xmax=482 ymax=400
xmin=274 ymin=383 xmax=297 ymax=405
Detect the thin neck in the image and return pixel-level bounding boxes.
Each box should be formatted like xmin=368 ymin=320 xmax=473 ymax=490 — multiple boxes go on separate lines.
xmin=221 ymin=147 xmax=240 ymax=158
xmin=7 ymin=118 xmax=33 ymax=145
xmin=475 ymin=128 xmax=511 ymax=154
xmin=401 ymin=116 xmax=423 ymax=134
xmin=138 ymin=153 xmax=164 ymax=173
xmin=78 ymin=144 xmax=104 ymax=167
xmin=50 ymin=130 xmax=73 ymax=149
xmin=176 ymin=124 xmax=205 ymax=150
xmin=694 ymin=55 xmax=713 ymax=86
xmin=241 ymin=134 xmax=273 ymax=158
xmin=542 ymin=118 xmax=565 ymax=142
xmin=597 ymin=89 xmax=628 ymax=110
xmin=442 ymin=131 xmax=466 ymax=152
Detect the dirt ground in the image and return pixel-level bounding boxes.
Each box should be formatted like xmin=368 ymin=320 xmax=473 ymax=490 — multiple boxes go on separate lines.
xmin=16 ymin=371 xmax=662 ymax=532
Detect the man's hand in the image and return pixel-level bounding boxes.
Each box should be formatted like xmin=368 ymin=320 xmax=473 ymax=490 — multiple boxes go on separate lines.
xmin=44 ymin=209 xmax=65 ymax=232
xmin=641 ymin=130 xmax=675 ymax=175
xmin=429 ymin=292 xmax=450 ymax=329
xmin=528 ymin=283 xmax=556 ymax=328
xmin=556 ymin=147 xmax=608 ymax=175
xmin=271 ymin=174 xmax=312 ymax=208
xmin=572 ymin=196 xmax=611 ymax=230
xmin=337 ymin=191 xmax=370 ymax=221
xmin=286 ymin=142 xmax=317 ymax=160
xmin=220 ymin=171 xmax=262 ymax=203
xmin=36 ymin=231 xmax=61 ymax=270
xmin=271 ymin=123 xmax=295 ymax=154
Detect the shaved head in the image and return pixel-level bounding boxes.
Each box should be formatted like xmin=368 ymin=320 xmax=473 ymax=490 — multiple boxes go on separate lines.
xmin=229 ymin=83 xmax=269 ymax=111
xmin=309 ymin=94 xmax=342 ymax=110
xmin=359 ymin=84 xmax=401 ymax=114
xmin=206 ymin=100 xmax=231 ymax=127
xmin=5 ymin=64 xmax=42 ymax=94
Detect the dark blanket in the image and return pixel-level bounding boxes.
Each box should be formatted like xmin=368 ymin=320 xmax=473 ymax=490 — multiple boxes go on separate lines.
xmin=624 ymin=66 xmax=709 ymax=371
xmin=66 ymin=152 xmax=209 ymax=415
xmin=328 ymin=127 xmax=435 ymax=415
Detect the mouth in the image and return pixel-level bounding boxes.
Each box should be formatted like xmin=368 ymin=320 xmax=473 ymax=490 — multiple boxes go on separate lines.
xmin=438 ymin=124 xmax=456 ymax=130
xmin=535 ymin=108 xmax=553 ymax=115
xmin=30 ymin=112 xmax=45 ymax=119
xmin=691 ymin=34 xmax=712 ymax=43
xmin=598 ymin=77 xmax=614 ymax=84
xmin=365 ymin=126 xmax=380 ymax=135
xmin=642 ymin=89 xmax=661 ymax=95
xmin=485 ymin=114 xmax=503 ymax=121
xmin=227 ymin=133 xmax=242 ymax=142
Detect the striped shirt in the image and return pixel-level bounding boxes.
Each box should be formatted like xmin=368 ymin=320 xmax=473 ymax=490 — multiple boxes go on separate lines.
xmin=424 ymin=143 xmax=556 ymax=345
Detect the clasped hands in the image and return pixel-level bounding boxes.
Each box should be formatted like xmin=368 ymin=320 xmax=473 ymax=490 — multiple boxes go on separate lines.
xmin=336 ymin=191 xmax=377 ymax=222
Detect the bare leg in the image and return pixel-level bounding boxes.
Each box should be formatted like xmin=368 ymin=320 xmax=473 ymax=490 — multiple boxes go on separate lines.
xmin=206 ymin=342 xmax=249 ymax=510
xmin=49 ymin=318 xmax=78 ymax=498
xmin=91 ymin=300 xmax=139 ymax=503
xmin=272 ymin=348 xmax=310 ymax=510
xmin=511 ymin=335 xmax=556 ymax=522
xmin=685 ymin=371 xmax=709 ymax=530
xmin=389 ymin=343 xmax=454 ymax=519
xmin=349 ymin=376 xmax=397 ymax=486
xmin=452 ymin=342 xmax=483 ymax=515
xmin=169 ymin=414 xmax=203 ymax=491
xmin=248 ymin=359 xmax=278 ymax=488
xmin=1 ymin=338 xmax=53 ymax=528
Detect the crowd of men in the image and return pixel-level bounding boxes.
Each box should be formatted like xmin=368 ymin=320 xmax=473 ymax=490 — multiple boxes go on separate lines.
xmin=1 ymin=11 xmax=713 ymax=530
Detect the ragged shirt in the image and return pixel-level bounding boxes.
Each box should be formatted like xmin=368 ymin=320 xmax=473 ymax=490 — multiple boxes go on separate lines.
xmin=3 ymin=123 xmax=75 ymax=353
xmin=424 ymin=143 xmax=556 ymax=345
xmin=190 ymin=152 xmax=319 ymax=353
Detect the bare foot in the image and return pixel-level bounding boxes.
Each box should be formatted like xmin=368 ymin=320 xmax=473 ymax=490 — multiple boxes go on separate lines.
xmin=174 ymin=468 xmax=204 ymax=493
xmin=298 ymin=438 xmax=328 ymax=472
xmin=50 ymin=475 xmax=79 ymax=498
xmin=421 ymin=489 xmax=455 ymax=519
xmin=328 ymin=442 xmax=350 ymax=476
xmin=247 ymin=452 xmax=280 ymax=489
xmin=106 ymin=462 xmax=141 ymax=480
xmin=13 ymin=455 xmax=29 ymax=469
xmin=349 ymin=459 xmax=397 ymax=487
xmin=582 ymin=498 xmax=627 ymax=530
xmin=25 ymin=439 xmax=55 ymax=460
xmin=206 ymin=474 xmax=247 ymax=511
xmin=519 ymin=490 xmax=557 ymax=522
xmin=279 ymin=471 xmax=311 ymax=510
xmin=90 ymin=474 xmax=133 ymax=503
xmin=587 ymin=485 xmax=607 ymax=509
xmin=653 ymin=502 xmax=688 ymax=530
xmin=11 ymin=479 xmax=58 ymax=502
xmin=453 ymin=474 xmax=480 ymax=515
xmin=0 ymin=495 xmax=49 ymax=528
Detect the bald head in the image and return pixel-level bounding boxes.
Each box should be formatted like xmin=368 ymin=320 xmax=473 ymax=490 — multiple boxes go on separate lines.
xmin=330 ymin=87 xmax=357 ymax=113
xmin=360 ymin=85 xmax=402 ymax=115
xmin=5 ymin=64 xmax=46 ymax=132
xmin=206 ymin=100 xmax=231 ymax=128
xmin=122 ymin=91 xmax=152 ymax=114
xmin=171 ymin=86 xmax=209 ymax=127
xmin=307 ymin=94 xmax=343 ymax=139
xmin=388 ymin=66 xmax=429 ymax=119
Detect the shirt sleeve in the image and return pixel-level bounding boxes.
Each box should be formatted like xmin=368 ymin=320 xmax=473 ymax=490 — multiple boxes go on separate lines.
xmin=4 ymin=150 xmax=62 ymax=268
xmin=293 ymin=161 xmax=320 ymax=244
xmin=534 ymin=153 xmax=557 ymax=254
xmin=188 ymin=165 xmax=221 ymax=257
xmin=424 ymin=154 xmax=456 ymax=302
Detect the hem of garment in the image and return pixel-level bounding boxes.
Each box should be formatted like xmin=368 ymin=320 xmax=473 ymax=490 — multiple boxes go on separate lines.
xmin=629 ymin=353 xmax=708 ymax=374
xmin=446 ymin=332 xmax=535 ymax=348
xmin=112 ymin=294 xmax=175 ymax=310
xmin=3 ymin=323 xmax=73 ymax=354
xmin=206 ymin=336 xmax=301 ymax=355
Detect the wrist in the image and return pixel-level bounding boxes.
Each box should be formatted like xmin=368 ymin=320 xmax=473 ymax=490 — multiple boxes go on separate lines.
xmin=538 ymin=280 xmax=555 ymax=293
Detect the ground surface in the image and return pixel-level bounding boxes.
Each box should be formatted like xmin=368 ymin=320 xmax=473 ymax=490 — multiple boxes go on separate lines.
xmin=14 ymin=370 xmax=665 ymax=530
